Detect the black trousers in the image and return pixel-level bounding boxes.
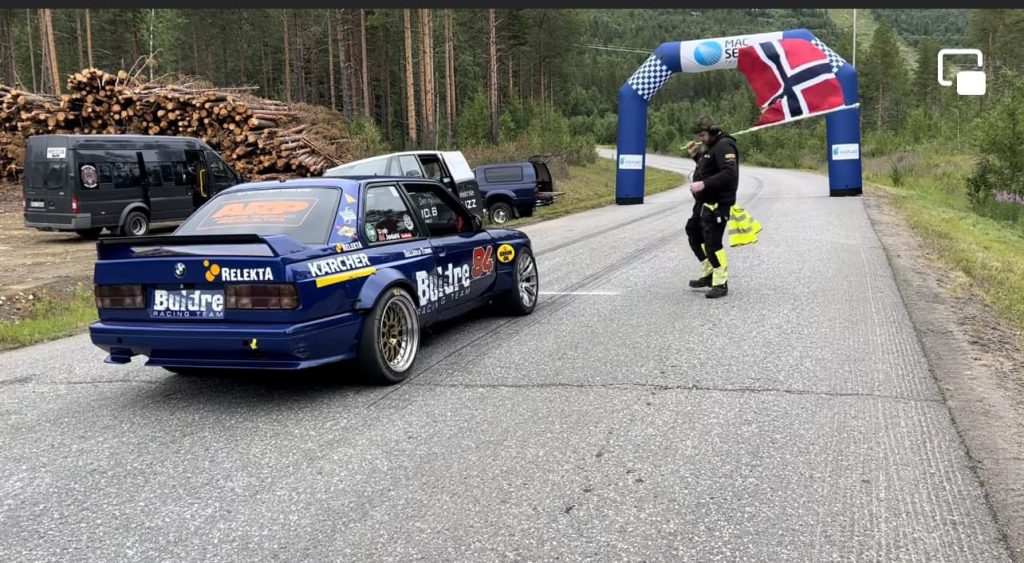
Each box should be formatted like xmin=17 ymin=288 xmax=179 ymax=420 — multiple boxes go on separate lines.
xmin=685 ymin=202 xmax=731 ymax=268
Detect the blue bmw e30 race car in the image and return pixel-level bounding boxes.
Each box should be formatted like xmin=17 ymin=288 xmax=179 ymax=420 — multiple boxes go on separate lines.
xmin=88 ymin=176 xmax=539 ymax=384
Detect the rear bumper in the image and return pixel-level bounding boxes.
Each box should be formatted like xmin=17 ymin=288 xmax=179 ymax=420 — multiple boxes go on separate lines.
xmin=24 ymin=213 xmax=92 ymax=231
xmin=89 ymin=311 xmax=365 ymax=370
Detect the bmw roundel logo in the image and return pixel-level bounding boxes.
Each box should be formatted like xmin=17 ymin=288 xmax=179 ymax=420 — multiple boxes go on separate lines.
xmin=174 ymin=262 xmax=186 ymax=278
xmin=693 ymin=41 xmax=723 ymax=67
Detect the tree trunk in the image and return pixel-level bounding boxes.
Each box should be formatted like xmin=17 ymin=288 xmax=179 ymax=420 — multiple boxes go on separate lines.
xmin=877 ymin=82 xmax=883 ymax=129
xmin=348 ymin=11 xmax=361 ymax=116
xmin=45 ymin=9 xmax=59 ymax=94
xmin=75 ymin=12 xmax=84 ymax=72
xmin=488 ymin=9 xmax=499 ymax=144
xmin=37 ymin=10 xmax=49 ymax=94
xmin=403 ymin=9 xmax=417 ymax=146
xmin=191 ymin=18 xmax=199 ymax=75
xmin=1 ymin=11 xmax=17 ymax=86
xmin=444 ymin=9 xmax=455 ymax=146
xmin=335 ymin=10 xmax=352 ymax=118
xmin=85 ymin=9 xmax=94 ymax=69
xmin=420 ymin=10 xmax=436 ymax=149
xmin=415 ymin=11 xmax=428 ymax=149
xmin=282 ymin=10 xmax=291 ymax=104
xmin=238 ymin=14 xmax=246 ymax=84
xmin=26 ymin=10 xmax=37 ymax=92
xmin=360 ymin=9 xmax=371 ymax=118
xmin=294 ymin=11 xmax=306 ymax=103
xmin=327 ymin=14 xmax=336 ymax=111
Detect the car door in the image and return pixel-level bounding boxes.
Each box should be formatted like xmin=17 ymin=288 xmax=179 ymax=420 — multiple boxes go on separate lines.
xmin=360 ymin=183 xmax=437 ymax=315
xmin=400 ymin=181 xmax=495 ymax=317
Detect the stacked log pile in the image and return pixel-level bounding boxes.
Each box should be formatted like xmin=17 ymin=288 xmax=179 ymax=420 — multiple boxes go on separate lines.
xmin=0 ymin=68 xmax=347 ymax=181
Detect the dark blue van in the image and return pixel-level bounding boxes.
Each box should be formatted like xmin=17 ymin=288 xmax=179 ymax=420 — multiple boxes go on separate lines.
xmin=474 ymin=158 xmax=559 ymax=225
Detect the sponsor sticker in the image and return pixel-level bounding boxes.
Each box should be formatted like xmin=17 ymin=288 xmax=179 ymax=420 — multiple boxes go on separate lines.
xmin=618 ymin=154 xmax=644 ymax=170
xmin=831 ymin=143 xmax=860 ymax=161
xmin=150 ymin=289 xmax=225 ymax=319
xmin=200 ymin=260 xmax=275 ymax=283
xmin=344 ymin=193 xmax=357 ymax=204
xmin=365 ymin=224 xmax=378 ymax=242
xmin=340 ymin=207 xmax=357 ymax=224
xmin=336 ymin=225 xmax=357 ymax=239
xmin=199 ymin=198 xmax=316 ymax=229
xmin=46 ymin=147 xmax=66 ymax=159
xmin=416 ymin=263 xmax=472 ymax=307
xmin=471 ymin=246 xmax=495 ymax=278
xmin=80 ymin=165 xmax=99 ymax=188
xmin=403 ymin=247 xmax=429 ymax=258
xmin=497 ymin=244 xmax=516 ymax=264
xmin=308 ymin=253 xmax=372 ymax=277
xmin=403 ymin=214 xmax=414 ymax=230
xmin=335 ymin=241 xmax=364 ymax=253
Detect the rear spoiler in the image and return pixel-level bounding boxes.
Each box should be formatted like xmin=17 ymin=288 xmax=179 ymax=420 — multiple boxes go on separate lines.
xmin=96 ymin=234 xmax=308 ymax=260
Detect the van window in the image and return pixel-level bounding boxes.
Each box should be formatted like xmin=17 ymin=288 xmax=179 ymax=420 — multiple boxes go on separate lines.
xmin=113 ymin=163 xmax=128 ymax=187
xmin=147 ymin=164 xmax=163 ymax=186
xmin=208 ymin=157 xmax=235 ymax=183
xmin=161 ymin=164 xmax=175 ymax=184
xmin=44 ymin=163 xmax=66 ymax=189
xmin=98 ymin=163 xmax=113 ymax=184
xmin=483 ymin=166 xmax=524 ymax=184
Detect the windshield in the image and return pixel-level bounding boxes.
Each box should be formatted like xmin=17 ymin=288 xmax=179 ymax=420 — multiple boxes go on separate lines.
xmin=176 ymin=187 xmax=341 ymax=245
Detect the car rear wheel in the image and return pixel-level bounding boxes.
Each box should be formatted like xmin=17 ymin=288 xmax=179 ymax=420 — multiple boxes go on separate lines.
xmin=75 ymin=228 xmax=102 ymax=240
xmin=498 ymin=246 xmax=538 ymax=315
xmin=358 ymin=287 xmax=421 ymax=385
xmin=488 ymin=201 xmax=513 ymax=225
xmin=120 ymin=210 xmax=150 ymax=236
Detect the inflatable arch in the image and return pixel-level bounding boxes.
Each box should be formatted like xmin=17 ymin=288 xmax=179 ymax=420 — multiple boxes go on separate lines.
xmin=615 ymin=29 xmax=862 ymax=203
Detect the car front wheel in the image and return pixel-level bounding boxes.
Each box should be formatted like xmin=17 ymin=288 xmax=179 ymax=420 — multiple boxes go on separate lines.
xmin=358 ymin=287 xmax=421 ymax=384
xmin=497 ymin=246 xmax=538 ymax=315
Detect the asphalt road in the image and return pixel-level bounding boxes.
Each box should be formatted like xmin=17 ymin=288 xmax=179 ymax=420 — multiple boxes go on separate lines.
xmin=0 ymin=152 xmax=1012 ymax=561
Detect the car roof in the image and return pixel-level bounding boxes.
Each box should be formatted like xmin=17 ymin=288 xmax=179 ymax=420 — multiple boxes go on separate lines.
xmin=29 ymin=134 xmax=205 ymax=147
xmin=219 ymin=176 xmax=440 ymax=194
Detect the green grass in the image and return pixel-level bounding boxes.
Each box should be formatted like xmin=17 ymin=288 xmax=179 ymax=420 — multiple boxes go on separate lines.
xmin=504 ymin=157 xmax=685 ymax=227
xmin=0 ymin=283 xmax=98 ymax=350
xmin=866 ymin=168 xmax=1024 ymax=332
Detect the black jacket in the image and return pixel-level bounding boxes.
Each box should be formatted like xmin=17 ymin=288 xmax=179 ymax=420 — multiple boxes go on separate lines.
xmin=691 ymin=133 xmax=739 ymax=207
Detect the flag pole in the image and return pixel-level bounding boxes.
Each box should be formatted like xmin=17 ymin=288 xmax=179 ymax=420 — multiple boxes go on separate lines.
xmin=731 ymin=104 xmax=861 ymax=137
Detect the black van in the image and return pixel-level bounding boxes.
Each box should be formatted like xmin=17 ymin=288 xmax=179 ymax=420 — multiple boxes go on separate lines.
xmin=23 ymin=134 xmax=242 ymax=238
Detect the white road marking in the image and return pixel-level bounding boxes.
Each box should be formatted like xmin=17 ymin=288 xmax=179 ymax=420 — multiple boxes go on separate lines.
xmin=539 ymin=291 xmax=620 ymax=295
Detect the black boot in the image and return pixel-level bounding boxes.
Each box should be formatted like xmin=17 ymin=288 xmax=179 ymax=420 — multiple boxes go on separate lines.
xmin=706 ymin=283 xmax=728 ymax=299
xmin=688 ymin=275 xmax=713 ymax=288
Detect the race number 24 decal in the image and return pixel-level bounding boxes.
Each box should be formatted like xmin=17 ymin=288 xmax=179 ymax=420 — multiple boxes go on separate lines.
xmin=472 ymin=246 xmax=495 ymax=279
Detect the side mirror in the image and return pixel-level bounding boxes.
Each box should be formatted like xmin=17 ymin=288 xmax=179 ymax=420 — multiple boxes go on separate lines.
xmin=471 ymin=215 xmax=483 ymax=232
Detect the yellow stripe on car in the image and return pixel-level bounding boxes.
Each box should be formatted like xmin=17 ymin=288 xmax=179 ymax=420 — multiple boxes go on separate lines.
xmin=314 ymin=267 xmax=377 ymax=288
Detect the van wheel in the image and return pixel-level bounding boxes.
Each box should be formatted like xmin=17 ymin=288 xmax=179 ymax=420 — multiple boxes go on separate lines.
xmin=75 ymin=228 xmax=102 ymax=240
xmin=120 ymin=210 xmax=150 ymax=236
xmin=488 ymin=202 xmax=513 ymax=225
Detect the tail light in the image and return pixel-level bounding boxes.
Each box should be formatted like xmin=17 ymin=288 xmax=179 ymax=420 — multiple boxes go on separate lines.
xmin=95 ymin=285 xmax=145 ymax=309
xmin=71 ymin=197 xmax=79 ymax=215
xmin=226 ymin=284 xmax=299 ymax=310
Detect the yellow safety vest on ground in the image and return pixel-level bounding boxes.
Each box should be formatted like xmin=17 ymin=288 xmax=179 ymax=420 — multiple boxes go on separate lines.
xmin=727 ymin=206 xmax=762 ymax=247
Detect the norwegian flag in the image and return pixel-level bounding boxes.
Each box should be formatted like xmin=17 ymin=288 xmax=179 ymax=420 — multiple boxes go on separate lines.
xmin=737 ymin=39 xmax=848 ymax=129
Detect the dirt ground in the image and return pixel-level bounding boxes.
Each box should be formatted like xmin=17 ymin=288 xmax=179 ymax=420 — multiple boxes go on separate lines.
xmin=0 ymin=181 xmax=171 ymax=322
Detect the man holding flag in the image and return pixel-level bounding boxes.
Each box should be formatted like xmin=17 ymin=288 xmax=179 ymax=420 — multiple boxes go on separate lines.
xmin=685 ymin=116 xmax=739 ymax=299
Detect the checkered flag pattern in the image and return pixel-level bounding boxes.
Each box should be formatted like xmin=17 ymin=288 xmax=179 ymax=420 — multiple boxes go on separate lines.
xmin=628 ymin=55 xmax=673 ymax=101
xmin=810 ymin=37 xmax=847 ymax=73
